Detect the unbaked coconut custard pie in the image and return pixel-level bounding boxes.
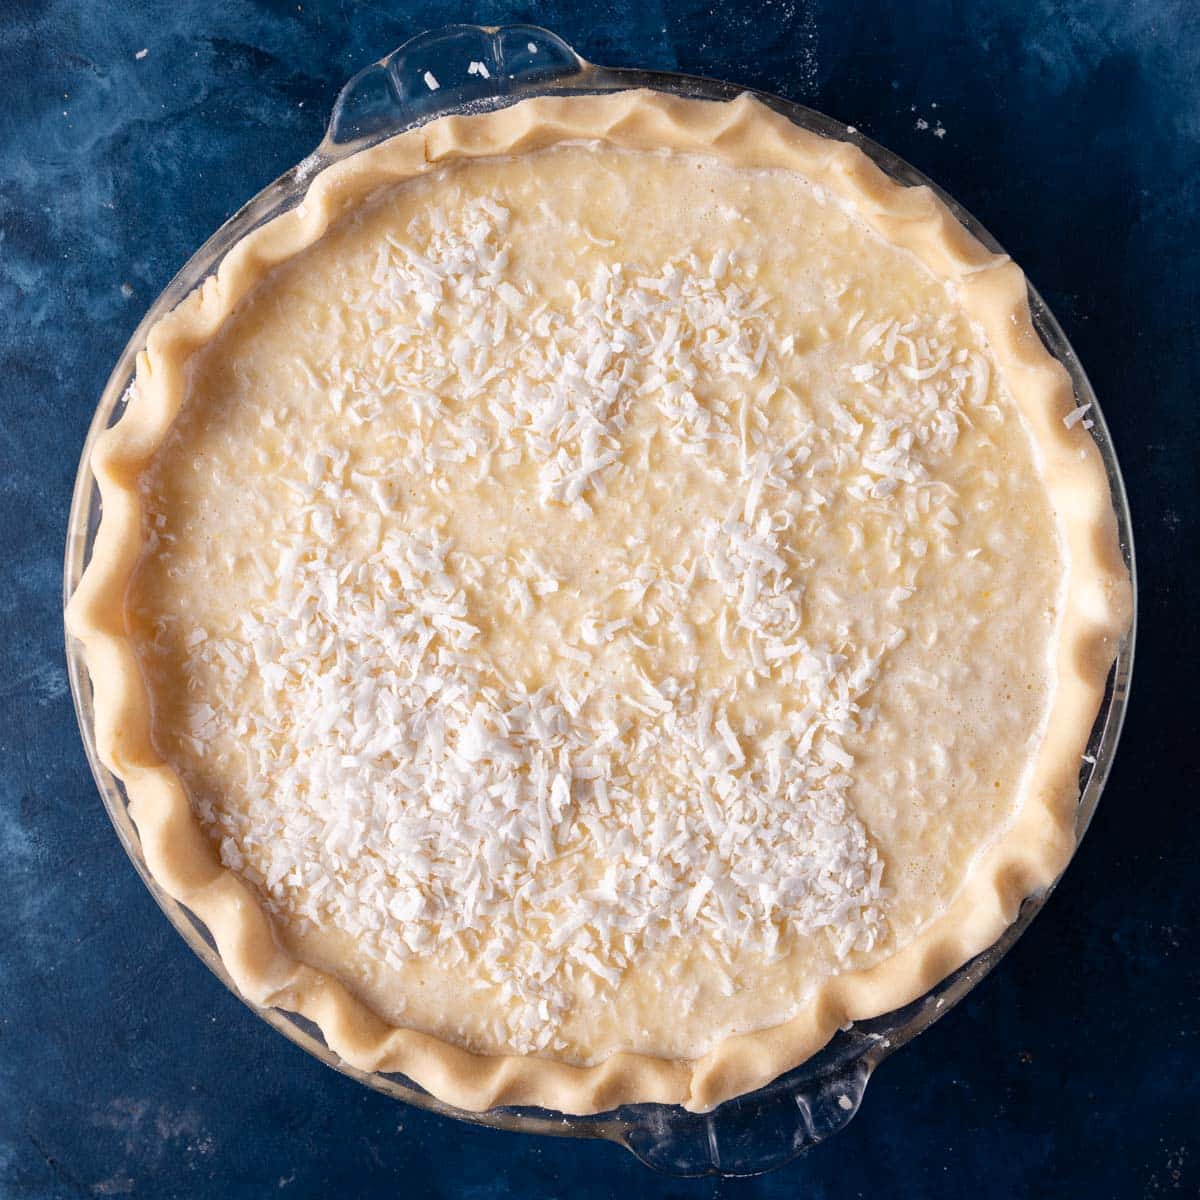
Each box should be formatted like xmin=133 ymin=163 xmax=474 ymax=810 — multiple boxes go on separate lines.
xmin=68 ymin=92 xmax=1130 ymax=1113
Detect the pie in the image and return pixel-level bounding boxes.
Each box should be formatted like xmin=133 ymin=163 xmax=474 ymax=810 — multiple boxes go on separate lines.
xmin=67 ymin=91 xmax=1131 ymax=1114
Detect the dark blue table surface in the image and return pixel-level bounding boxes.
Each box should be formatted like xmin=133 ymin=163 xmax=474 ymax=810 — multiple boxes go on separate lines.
xmin=3 ymin=1 xmax=1197 ymax=1195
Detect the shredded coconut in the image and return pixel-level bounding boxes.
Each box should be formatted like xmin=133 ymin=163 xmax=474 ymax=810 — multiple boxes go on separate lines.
xmin=139 ymin=176 xmax=1011 ymax=1054
xmin=1063 ymin=402 xmax=1092 ymax=430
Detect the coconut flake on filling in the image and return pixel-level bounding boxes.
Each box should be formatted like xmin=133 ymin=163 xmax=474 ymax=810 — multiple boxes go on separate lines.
xmin=142 ymin=184 xmax=1004 ymax=1056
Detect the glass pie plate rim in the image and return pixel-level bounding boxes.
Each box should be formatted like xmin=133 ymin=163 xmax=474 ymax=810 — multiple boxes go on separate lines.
xmin=61 ymin=22 xmax=1137 ymax=1178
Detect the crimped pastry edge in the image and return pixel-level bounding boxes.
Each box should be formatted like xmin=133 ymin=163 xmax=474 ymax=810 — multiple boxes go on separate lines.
xmin=65 ymin=90 xmax=1132 ymax=1115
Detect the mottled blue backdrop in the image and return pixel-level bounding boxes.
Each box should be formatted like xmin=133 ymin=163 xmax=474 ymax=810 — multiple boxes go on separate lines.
xmin=3 ymin=1 xmax=1197 ymax=1196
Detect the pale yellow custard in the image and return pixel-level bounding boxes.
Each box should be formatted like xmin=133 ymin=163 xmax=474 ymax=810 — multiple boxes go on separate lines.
xmin=128 ymin=143 xmax=1062 ymax=1065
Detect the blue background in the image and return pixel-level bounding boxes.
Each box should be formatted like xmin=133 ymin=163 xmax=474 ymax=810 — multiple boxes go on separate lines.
xmin=3 ymin=1 xmax=1197 ymax=1195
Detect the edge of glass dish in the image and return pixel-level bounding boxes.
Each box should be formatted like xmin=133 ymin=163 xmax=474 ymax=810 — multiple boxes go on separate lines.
xmin=62 ymin=23 xmax=1137 ymax=1178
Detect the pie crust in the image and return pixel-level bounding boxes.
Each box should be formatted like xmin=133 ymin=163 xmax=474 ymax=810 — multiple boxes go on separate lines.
xmin=67 ymin=91 xmax=1131 ymax=1114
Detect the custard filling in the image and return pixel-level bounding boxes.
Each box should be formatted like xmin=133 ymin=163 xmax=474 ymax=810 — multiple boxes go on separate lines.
xmin=129 ymin=145 xmax=1062 ymax=1062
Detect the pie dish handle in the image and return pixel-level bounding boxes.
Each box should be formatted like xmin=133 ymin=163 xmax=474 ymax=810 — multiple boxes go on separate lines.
xmin=321 ymin=23 xmax=591 ymax=152
xmin=613 ymin=1059 xmax=874 ymax=1175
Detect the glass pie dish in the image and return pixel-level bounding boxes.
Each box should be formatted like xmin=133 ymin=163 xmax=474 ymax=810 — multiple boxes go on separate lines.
xmin=62 ymin=23 xmax=1136 ymax=1177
